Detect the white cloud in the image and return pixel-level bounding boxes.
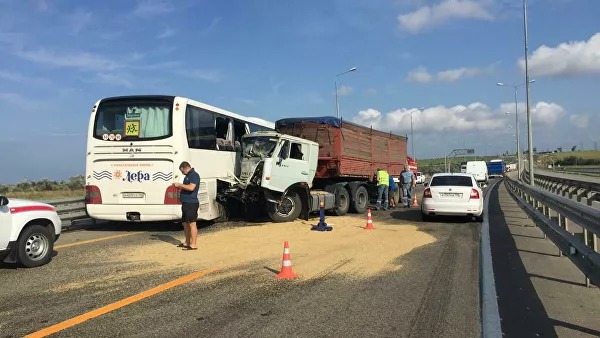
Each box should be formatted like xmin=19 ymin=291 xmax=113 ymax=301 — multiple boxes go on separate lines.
xmin=398 ymin=0 xmax=494 ymax=34
xmin=132 ymin=0 xmax=175 ymax=17
xmin=157 ymin=26 xmax=175 ymax=39
xmin=569 ymin=114 xmax=589 ymax=128
xmin=407 ymin=64 xmax=495 ymax=83
xmin=406 ymin=66 xmax=432 ymax=83
xmin=353 ymin=109 xmax=382 ymax=127
xmin=437 ymin=64 xmax=495 ymax=81
xmin=181 ymin=69 xmax=222 ymax=82
xmin=96 ymin=73 xmax=134 ymax=88
xmin=337 ymin=85 xmax=353 ymax=96
xmin=531 ymin=102 xmax=566 ymax=125
xmin=351 ymin=101 xmax=567 ymax=133
xmin=15 ymin=48 xmax=120 ymax=71
xmin=65 ymin=8 xmax=93 ymax=34
xmin=519 ymin=32 xmax=600 ymax=77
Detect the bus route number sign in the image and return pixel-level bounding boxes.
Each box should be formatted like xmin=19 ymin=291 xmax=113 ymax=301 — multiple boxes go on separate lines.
xmin=125 ymin=120 xmax=140 ymax=137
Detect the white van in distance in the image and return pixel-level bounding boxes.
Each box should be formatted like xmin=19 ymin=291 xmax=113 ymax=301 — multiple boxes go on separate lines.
xmin=466 ymin=161 xmax=488 ymax=185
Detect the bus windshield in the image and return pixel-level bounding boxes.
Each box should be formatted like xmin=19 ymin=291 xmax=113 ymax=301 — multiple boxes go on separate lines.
xmin=242 ymin=136 xmax=278 ymax=158
xmin=94 ymin=99 xmax=172 ymax=141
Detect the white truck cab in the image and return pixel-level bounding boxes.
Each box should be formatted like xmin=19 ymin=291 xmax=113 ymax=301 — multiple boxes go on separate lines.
xmin=0 ymin=195 xmax=62 ymax=267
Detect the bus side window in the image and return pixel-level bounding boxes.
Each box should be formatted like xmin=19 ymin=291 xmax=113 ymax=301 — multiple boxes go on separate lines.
xmin=233 ymin=119 xmax=246 ymax=152
xmin=185 ymin=105 xmax=216 ymax=150
xmin=215 ymin=116 xmax=233 ymax=151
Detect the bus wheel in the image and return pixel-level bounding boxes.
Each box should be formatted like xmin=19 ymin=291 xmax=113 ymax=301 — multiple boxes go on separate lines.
xmin=267 ymin=191 xmax=302 ymax=223
xmin=350 ymin=186 xmax=369 ymax=214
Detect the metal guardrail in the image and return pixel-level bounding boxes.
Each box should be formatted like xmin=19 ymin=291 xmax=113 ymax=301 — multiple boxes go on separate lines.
xmin=47 ymin=197 xmax=88 ymax=223
xmin=504 ymin=176 xmax=600 ymax=287
xmin=522 ymin=169 xmax=600 ymax=208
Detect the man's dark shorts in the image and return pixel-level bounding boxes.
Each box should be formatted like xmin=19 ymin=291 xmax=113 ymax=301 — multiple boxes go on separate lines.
xmin=181 ymin=202 xmax=199 ymax=222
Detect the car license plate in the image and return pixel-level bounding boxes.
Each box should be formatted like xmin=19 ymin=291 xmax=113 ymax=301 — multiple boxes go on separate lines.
xmin=441 ymin=192 xmax=462 ymax=198
xmin=122 ymin=192 xmax=144 ymax=198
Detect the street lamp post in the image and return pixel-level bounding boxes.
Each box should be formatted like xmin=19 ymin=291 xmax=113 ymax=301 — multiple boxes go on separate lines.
xmin=409 ymin=107 xmax=425 ymax=160
xmin=335 ymin=67 xmax=357 ymax=119
xmin=497 ymin=80 xmax=534 ymax=180
xmin=523 ymin=0 xmax=535 ymax=186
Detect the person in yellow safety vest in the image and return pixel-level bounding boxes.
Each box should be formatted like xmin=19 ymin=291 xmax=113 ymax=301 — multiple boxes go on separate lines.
xmin=375 ymin=168 xmax=389 ymax=210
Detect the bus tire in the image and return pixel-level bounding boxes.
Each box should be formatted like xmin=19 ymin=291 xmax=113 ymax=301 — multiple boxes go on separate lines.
xmin=350 ymin=185 xmax=369 ymax=214
xmin=267 ymin=191 xmax=302 ymax=223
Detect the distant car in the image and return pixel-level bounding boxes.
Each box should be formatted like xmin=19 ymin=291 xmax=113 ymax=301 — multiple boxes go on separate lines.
xmin=421 ymin=173 xmax=484 ymax=222
xmin=0 ymin=195 xmax=62 ymax=267
xmin=415 ymin=172 xmax=425 ymax=184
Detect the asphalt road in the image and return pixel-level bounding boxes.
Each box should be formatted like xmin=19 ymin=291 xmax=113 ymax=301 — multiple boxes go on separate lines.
xmin=0 ymin=185 xmax=482 ymax=338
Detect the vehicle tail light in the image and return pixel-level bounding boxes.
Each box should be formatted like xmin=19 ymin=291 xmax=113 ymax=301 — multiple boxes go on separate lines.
xmin=470 ymin=189 xmax=480 ymax=199
xmin=164 ymin=185 xmax=181 ymax=205
xmin=423 ymin=188 xmax=432 ymax=198
xmin=85 ymin=185 xmax=102 ymax=204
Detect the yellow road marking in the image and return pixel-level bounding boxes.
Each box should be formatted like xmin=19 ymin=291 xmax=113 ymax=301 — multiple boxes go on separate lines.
xmin=54 ymin=232 xmax=144 ymax=249
xmin=25 ymin=266 xmax=220 ymax=338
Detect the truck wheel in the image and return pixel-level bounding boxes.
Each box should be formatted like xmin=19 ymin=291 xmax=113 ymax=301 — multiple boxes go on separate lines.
xmin=325 ymin=185 xmax=350 ymax=216
xmin=391 ymin=189 xmax=400 ymax=204
xmin=350 ymin=185 xmax=369 ymax=214
xmin=267 ymin=191 xmax=302 ymax=223
xmin=17 ymin=224 xmax=54 ymax=268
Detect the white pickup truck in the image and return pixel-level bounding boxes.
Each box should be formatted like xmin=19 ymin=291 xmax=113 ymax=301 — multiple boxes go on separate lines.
xmin=0 ymin=195 xmax=62 ymax=267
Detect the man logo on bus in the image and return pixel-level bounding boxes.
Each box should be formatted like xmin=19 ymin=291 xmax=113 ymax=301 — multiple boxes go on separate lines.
xmin=123 ymin=170 xmax=150 ymax=182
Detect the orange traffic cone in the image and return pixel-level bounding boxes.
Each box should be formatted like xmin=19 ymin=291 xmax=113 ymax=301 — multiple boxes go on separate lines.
xmin=275 ymin=241 xmax=298 ymax=279
xmin=365 ymin=208 xmax=375 ymax=230
xmin=412 ymin=193 xmax=419 ymax=207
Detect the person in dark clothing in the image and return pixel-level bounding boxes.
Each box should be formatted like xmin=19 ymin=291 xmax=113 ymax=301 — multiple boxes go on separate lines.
xmin=173 ymin=161 xmax=200 ymax=250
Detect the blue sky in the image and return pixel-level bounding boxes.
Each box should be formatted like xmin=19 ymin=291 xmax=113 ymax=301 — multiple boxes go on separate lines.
xmin=1 ymin=0 xmax=599 ymax=184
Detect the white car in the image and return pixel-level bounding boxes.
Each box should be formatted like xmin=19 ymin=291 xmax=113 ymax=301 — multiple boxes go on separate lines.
xmin=415 ymin=172 xmax=425 ymax=184
xmin=421 ymin=173 xmax=484 ymax=222
xmin=0 ymin=195 xmax=62 ymax=267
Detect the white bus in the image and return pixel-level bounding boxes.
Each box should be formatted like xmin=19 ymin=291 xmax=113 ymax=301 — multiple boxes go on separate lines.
xmin=85 ymin=95 xmax=274 ymax=222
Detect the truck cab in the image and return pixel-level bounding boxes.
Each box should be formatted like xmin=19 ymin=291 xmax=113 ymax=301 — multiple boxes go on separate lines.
xmin=0 ymin=196 xmax=62 ymax=267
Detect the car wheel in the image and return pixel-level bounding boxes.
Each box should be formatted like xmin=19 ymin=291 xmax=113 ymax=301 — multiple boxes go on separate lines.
xmin=475 ymin=215 xmax=484 ymax=222
xmin=17 ymin=224 xmax=54 ymax=268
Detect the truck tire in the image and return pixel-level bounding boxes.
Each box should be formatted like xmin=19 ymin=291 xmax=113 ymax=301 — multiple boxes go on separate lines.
xmin=350 ymin=185 xmax=369 ymax=214
xmin=17 ymin=224 xmax=54 ymax=268
xmin=325 ymin=185 xmax=350 ymax=216
xmin=267 ymin=191 xmax=302 ymax=223
xmin=391 ymin=188 xmax=400 ymax=204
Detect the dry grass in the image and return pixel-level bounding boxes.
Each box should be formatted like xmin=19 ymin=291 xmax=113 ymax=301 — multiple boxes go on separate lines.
xmin=5 ymin=190 xmax=84 ymax=201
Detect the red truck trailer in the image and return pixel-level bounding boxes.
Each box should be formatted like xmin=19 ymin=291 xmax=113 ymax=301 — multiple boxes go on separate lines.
xmin=275 ymin=117 xmax=408 ymax=213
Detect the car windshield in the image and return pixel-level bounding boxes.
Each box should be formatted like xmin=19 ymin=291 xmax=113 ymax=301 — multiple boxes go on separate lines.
xmin=430 ymin=176 xmax=473 ymax=187
xmin=242 ymin=136 xmax=278 ymax=158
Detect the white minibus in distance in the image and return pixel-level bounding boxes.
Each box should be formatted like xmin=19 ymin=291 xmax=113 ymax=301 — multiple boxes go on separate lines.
xmin=465 ymin=160 xmax=488 ymax=184
xmin=85 ymin=95 xmax=274 ymax=222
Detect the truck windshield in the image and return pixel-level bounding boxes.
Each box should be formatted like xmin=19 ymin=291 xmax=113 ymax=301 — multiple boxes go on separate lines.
xmin=242 ymin=136 xmax=278 ymax=158
xmin=94 ymin=99 xmax=172 ymax=141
